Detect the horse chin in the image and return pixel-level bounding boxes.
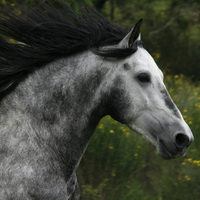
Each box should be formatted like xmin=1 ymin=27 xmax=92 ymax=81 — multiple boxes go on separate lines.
xmin=157 ymin=142 xmax=186 ymax=160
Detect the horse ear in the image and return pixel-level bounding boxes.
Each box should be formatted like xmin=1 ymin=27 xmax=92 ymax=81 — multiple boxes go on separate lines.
xmin=118 ymin=18 xmax=143 ymax=48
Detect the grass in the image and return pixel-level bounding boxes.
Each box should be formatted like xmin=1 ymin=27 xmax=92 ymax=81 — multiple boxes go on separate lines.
xmin=78 ymin=74 xmax=200 ymax=200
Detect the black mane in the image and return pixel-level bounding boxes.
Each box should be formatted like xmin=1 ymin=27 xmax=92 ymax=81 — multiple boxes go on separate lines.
xmin=0 ymin=4 xmax=136 ymax=96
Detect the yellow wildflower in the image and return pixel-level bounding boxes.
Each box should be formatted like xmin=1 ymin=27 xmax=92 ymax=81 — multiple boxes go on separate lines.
xmin=153 ymin=53 xmax=160 ymax=60
xmin=111 ymin=171 xmax=116 ymax=177
xmin=98 ymin=124 xmax=104 ymax=129
xmin=183 ymin=115 xmax=187 ymax=119
xmin=174 ymin=75 xmax=179 ymax=79
xmin=193 ymin=160 xmax=200 ymax=164
xmin=184 ymin=175 xmax=191 ymax=181
xmin=124 ymin=132 xmax=130 ymax=137
xmin=185 ymin=158 xmax=192 ymax=163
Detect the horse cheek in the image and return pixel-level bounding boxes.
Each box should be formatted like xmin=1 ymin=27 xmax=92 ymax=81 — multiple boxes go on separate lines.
xmin=105 ymin=87 xmax=132 ymax=123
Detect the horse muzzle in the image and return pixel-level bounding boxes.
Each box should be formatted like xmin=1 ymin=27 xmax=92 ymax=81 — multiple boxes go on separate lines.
xmin=157 ymin=132 xmax=194 ymax=160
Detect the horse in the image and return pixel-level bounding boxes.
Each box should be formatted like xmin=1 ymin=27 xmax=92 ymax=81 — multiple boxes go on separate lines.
xmin=0 ymin=4 xmax=193 ymax=200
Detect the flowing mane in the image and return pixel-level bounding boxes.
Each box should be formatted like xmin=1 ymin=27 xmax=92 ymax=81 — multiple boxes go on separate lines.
xmin=0 ymin=4 xmax=137 ymax=97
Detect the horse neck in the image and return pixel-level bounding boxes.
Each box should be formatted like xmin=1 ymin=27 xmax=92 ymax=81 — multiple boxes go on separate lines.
xmin=0 ymin=51 xmax=110 ymax=174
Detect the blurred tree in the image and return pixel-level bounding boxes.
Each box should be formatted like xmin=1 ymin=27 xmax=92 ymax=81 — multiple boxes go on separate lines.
xmin=100 ymin=0 xmax=200 ymax=80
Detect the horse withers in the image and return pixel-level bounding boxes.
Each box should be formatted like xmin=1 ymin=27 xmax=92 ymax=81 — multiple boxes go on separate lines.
xmin=0 ymin=4 xmax=193 ymax=200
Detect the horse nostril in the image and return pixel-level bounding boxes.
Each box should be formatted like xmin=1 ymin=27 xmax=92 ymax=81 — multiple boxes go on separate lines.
xmin=175 ymin=133 xmax=190 ymax=148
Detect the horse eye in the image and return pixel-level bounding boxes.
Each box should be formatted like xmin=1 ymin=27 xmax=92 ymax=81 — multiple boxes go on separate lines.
xmin=137 ymin=73 xmax=150 ymax=83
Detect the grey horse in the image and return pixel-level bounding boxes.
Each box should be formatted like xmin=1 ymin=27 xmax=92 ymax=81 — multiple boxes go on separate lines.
xmin=0 ymin=4 xmax=193 ymax=200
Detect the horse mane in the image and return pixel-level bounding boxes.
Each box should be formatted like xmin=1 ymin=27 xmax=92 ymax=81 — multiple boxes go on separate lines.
xmin=0 ymin=3 xmax=136 ymax=96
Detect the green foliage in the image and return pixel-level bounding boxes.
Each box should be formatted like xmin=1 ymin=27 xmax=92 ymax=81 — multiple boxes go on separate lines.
xmin=81 ymin=179 xmax=108 ymax=200
xmin=78 ymin=75 xmax=200 ymax=200
xmin=101 ymin=0 xmax=200 ymax=80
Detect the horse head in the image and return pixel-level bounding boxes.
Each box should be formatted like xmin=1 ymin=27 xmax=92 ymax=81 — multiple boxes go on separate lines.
xmin=103 ymin=19 xmax=194 ymax=159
